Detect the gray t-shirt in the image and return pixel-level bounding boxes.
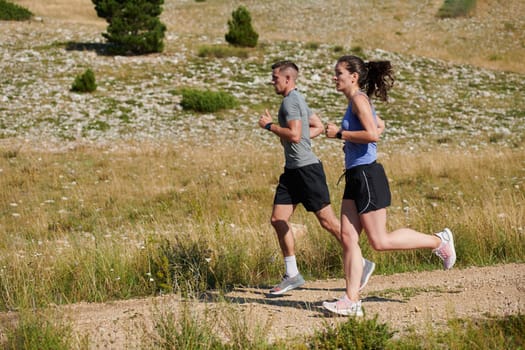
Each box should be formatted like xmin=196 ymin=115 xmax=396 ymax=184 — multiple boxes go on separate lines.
xmin=278 ymin=89 xmax=319 ymax=169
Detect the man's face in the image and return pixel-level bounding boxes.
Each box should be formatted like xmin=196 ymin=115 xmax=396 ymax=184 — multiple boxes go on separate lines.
xmin=271 ymin=68 xmax=287 ymax=95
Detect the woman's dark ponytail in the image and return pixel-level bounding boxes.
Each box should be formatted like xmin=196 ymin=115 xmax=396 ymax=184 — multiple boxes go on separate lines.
xmin=337 ymin=55 xmax=395 ymax=101
xmin=366 ymin=61 xmax=394 ymax=101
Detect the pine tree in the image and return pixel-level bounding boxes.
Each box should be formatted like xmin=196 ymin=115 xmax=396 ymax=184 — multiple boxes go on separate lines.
xmin=225 ymin=6 xmax=258 ymax=48
xmin=92 ymin=0 xmax=166 ymax=55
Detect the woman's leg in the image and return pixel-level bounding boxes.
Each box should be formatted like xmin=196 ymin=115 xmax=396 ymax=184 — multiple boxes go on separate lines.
xmin=360 ymin=208 xmax=441 ymax=251
xmin=341 ymin=199 xmax=364 ymax=302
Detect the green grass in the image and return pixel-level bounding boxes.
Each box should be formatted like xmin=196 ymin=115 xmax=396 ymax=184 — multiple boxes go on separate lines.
xmin=310 ymin=315 xmax=394 ymax=350
xmin=299 ymin=313 xmax=525 ymax=349
xmin=3 ymin=310 xmax=76 ymax=350
xmin=390 ymin=314 xmax=525 ymax=349
xmin=147 ymin=302 xmax=277 ymax=350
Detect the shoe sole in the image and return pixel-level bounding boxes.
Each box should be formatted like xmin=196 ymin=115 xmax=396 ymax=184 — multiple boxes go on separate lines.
xmin=443 ymin=228 xmax=456 ymax=270
xmin=322 ymin=302 xmax=363 ymax=316
xmin=269 ymin=281 xmax=305 ymax=295
xmin=360 ymin=261 xmax=375 ymax=291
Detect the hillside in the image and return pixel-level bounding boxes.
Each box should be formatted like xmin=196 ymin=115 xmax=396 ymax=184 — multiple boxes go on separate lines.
xmin=10 ymin=0 xmax=525 ymax=73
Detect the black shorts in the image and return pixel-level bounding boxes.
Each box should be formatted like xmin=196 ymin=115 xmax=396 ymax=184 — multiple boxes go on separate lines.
xmin=274 ymin=161 xmax=331 ymax=212
xmin=343 ymin=162 xmax=391 ymax=214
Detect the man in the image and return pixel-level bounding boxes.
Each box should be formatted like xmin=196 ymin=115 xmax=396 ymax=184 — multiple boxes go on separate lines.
xmin=258 ymin=60 xmax=375 ymax=295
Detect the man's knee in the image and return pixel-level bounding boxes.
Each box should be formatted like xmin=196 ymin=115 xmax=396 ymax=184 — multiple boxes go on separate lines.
xmin=271 ymin=217 xmax=289 ymax=232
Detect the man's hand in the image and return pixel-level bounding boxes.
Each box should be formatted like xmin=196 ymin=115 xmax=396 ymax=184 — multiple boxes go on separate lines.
xmin=259 ymin=109 xmax=273 ymax=129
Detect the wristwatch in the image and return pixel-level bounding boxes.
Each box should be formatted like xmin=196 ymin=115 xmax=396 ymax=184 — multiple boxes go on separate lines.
xmin=336 ymin=130 xmax=342 ymax=139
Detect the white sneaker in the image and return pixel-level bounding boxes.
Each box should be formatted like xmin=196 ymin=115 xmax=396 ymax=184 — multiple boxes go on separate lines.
xmin=323 ymin=296 xmax=363 ymax=316
xmin=269 ymin=274 xmax=305 ymax=295
xmin=433 ymin=228 xmax=456 ymax=270
xmin=360 ymin=258 xmax=375 ymax=291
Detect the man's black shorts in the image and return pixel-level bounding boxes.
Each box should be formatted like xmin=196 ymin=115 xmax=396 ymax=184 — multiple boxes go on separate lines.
xmin=274 ymin=161 xmax=331 ymax=212
xmin=343 ymin=161 xmax=391 ymax=214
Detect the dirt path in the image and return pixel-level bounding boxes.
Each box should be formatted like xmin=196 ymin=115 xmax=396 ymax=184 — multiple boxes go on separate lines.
xmin=37 ymin=263 xmax=522 ymax=348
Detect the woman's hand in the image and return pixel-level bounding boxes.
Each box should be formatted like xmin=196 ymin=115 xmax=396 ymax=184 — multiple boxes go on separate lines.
xmin=325 ymin=122 xmax=340 ymax=138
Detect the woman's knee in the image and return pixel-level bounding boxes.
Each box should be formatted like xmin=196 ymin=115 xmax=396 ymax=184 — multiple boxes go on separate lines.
xmin=368 ymin=237 xmax=389 ymax=251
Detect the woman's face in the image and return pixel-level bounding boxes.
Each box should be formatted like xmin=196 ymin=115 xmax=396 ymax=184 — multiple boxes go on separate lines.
xmin=333 ymin=62 xmax=357 ymax=93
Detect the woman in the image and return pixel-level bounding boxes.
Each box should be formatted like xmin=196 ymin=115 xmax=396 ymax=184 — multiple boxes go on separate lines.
xmin=323 ymin=55 xmax=456 ymax=316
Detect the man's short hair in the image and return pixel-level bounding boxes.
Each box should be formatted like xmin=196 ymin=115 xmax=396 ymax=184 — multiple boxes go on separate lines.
xmin=271 ymin=60 xmax=299 ymax=73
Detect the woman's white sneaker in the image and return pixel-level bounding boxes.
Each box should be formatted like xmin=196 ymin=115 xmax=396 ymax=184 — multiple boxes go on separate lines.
xmin=323 ymin=295 xmax=363 ymax=316
xmin=433 ymin=228 xmax=456 ymax=270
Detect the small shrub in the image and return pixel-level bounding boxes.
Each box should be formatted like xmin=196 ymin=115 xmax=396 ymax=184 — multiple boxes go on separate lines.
xmin=180 ymin=88 xmax=238 ymax=113
xmin=0 ymin=0 xmax=33 ymax=21
xmin=150 ymin=238 xmax=216 ymax=297
xmin=71 ymin=69 xmax=97 ymax=93
xmin=84 ymin=120 xmax=110 ymax=132
xmin=350 ymin=45 xmax=365 ymax=57
xmin=225 ymin=6 xmax=259 ymax=48
xmin=437 ymin=0 xmax=477 ymax=18
xmin=305 ymin=42 xmax=320 ymax=50
xmin=310 ymin=315 xmax=395 ymax=350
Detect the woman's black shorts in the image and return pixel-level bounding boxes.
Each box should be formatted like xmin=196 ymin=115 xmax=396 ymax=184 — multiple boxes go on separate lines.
xmin=343 ymin=161 xmax=391 ymax=214
xmin=274 ymin=161 xmax=331 ymax=212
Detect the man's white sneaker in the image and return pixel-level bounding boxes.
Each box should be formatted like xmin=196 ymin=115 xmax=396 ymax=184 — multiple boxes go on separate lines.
xmin=269 ymin=274 xmax=305 ymax=295
xmin=433 ymin=228 xmax=456 ymax=270
xmin=360 ymin=258 xmax=375 ymax=291
xmin=323 ymin=296 xmax=363 ymax=316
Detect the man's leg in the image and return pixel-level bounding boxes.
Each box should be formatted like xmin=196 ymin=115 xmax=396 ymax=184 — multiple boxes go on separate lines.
xmin=269 ymin=204 xmax=305 ymax=295
xmin=271 ymin=204 xmax=296 ymax=257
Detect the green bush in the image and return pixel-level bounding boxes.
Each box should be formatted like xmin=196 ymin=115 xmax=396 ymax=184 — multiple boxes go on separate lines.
xmin=92 ymin=0 xmax=166 ymax=55
xmin=437 ymin=0 xmax=477 ymax=18
xmin=225 ymin=6 xmax=259 ymax=48
xmin=150 ymin=238 xmax=216 ymax=297
xmin=71 ymin=69 xmax=97 ymax=93
xmin=180 ymin=88 xmax=238 ymax=113
xmin=0 ymin=0 xmax=33 ymax=21
xmin=311 ymin=315 xmax=395 ymax=350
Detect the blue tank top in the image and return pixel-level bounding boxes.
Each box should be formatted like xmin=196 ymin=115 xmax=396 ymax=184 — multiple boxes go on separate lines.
xmin=342 ymin=93 xmax=378 ymax=169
